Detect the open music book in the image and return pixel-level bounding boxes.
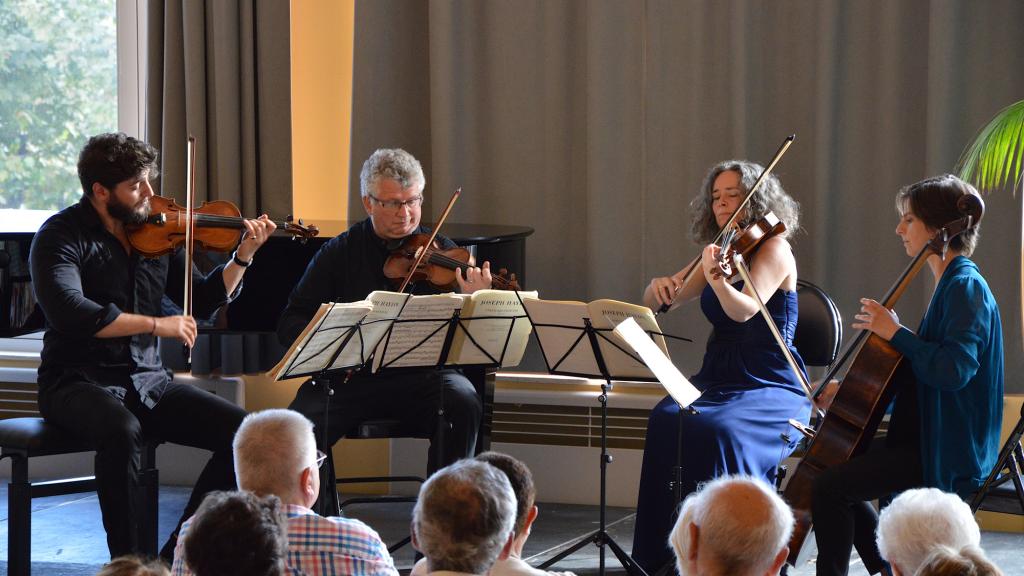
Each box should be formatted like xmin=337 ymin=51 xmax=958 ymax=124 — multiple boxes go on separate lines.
xmin=523 ymin=298 xmax=668 ymax=379
xmin=269 ymin=289 xmax=537 ymax=380
xmin=447 ymin=289 xmax=538 ymax=368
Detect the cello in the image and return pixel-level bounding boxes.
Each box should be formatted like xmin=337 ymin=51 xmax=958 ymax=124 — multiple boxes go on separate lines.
xmin=782 ymin=192 xmax=984 ymax=566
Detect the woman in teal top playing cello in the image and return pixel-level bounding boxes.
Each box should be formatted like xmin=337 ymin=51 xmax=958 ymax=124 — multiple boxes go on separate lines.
xmin=812 ymin=174 xmax=1004 ymax=576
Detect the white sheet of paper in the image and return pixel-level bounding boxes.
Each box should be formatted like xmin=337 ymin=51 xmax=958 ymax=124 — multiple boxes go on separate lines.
xmin=612 ymin=317 xmax=700 ymax=408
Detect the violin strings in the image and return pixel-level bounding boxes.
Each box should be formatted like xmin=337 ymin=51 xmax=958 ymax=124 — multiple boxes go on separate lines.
xmin=421 ymin=250 xmax=515 ymax=288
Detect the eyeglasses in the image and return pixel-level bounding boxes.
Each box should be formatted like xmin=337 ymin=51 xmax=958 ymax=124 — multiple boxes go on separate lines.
xmin=315 ymin=450 xmax=328 ymax=469
xmin=368 ymin=194 xmax=423 ymax=211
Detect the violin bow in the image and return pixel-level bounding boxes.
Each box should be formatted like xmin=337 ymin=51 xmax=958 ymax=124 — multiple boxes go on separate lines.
xmin=657 ymin=134 xmax=795 ymax=314
xmin=732 ymin=253 xmax=824 ymax=419
xmin=183 ymin=135 xmax=197 ymax=366
xmin=396 ymin=188 xmax=462 ymax=293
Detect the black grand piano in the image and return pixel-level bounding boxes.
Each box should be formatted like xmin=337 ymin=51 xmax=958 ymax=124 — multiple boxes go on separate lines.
xmin=0 ymin=215 xmax=533 ymax=373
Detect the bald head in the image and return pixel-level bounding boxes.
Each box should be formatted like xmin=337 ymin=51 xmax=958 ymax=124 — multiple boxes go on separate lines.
xmin=670 ymin=476 xmax=793 ymax=576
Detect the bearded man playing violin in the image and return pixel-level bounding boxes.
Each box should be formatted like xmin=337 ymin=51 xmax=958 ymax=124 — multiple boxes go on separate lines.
xmin=279 ymin=148 xmax=491 ymax=512
xmin=29 ymin=132 xmax=276 ymax=561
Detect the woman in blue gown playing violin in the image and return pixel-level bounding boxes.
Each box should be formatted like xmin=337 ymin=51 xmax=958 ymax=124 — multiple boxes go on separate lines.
xmin=633 ymin=160 xmax=812 ymax=574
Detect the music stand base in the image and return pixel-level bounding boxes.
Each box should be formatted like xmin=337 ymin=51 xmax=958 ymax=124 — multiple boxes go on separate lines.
xmin=537 ymin=376 xmax=648 ymax=576
xmin=538 ymin=528 xmax=647 ymax=576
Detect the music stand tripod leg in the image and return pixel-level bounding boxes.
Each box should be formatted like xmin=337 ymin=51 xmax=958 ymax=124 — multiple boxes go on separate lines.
xmin=537 ymin=376 xmax=649 ymax=576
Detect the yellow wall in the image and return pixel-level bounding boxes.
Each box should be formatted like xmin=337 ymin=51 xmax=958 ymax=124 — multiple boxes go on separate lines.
xmin=276 ymin=0 xmax=387 ymax=492
xmin=291 ymin=0 xmax=353 ymax=222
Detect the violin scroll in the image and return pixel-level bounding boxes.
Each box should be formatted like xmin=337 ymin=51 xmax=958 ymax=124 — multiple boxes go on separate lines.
xmin=283 ymin=215 xmax=319 ymax=242
xmin=956 ymin=191 xmax=984 ymax=225
xmin=713 ymin=211 xmax=787 ymax=280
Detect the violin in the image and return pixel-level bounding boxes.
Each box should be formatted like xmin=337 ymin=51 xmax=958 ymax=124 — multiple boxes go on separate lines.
xmin=127 ymin=194 xmax=319 ymax=258
xmin=713 ymin=211 xmax=787 ymax=279
xmin=383 ymin=233 xmax=522 ymax=291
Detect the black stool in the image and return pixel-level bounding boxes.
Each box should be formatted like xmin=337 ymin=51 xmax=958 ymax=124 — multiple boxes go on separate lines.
xmin=331 ymin=418 xmax=427 ymax=553
xmin=0 ymin=417 xmax=160 ymax=576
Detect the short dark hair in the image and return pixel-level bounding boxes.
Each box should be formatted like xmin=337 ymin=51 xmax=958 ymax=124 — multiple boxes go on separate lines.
xmin=413 ymin=460 xmax=516 ymax=574
xmin=77 ymin=132 xmax=159 ymax=197
xmin=896 ymin=174 xmax=981 ymax=256
xmin=184 ymin=491 xmax=287 ymax=576
xmin=476 ymin=451 xmax=535 ymax=535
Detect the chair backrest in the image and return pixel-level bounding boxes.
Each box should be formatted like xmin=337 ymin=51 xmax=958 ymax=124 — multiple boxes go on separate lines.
xmin=794 ymin=279 xmax=842 ymax=369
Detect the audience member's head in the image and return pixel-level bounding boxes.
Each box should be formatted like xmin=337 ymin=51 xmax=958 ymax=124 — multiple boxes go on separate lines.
xmin=412 ymin=459 xmax=516 ymax=575
xmin=183 ymin=491 xmax=287 ymax=576
xmin=476 ymin=451 xmax=536 ymax=537
xmin=915 ymin=545 xmax=1003 ymax=576
xmin=233 ymin=409 xmax=321 ymax=507
xmin=96 ymin=556 xmax=170 ymax=576
xmin=876 ymin=488 xmax=981 ymax=576
xmin=668 ymin=475 xmax=793 ymax=576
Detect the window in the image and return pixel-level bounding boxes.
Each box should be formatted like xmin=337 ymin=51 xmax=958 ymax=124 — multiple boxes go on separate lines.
xmin=0 ymin=0 xmax=143 ymax=211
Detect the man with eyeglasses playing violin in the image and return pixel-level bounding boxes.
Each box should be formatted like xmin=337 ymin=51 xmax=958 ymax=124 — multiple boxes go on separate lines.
xmin=278 ymin=148 xmax=493 ymax=512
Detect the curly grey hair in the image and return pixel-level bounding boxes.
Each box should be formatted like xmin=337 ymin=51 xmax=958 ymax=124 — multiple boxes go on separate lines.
xmin=413 ymin=459 xmax=516 ymax=574
xmin=359 ymin=148 xmax=426 ymax=197
xmin=689 ymin=160 xmax=800 ymax=245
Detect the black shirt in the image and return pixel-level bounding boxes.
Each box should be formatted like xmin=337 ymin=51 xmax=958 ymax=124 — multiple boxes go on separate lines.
xmin=30 ymin=198 xmax=236 ymax=407
xmin=277 ymin=218 xmax=457 ymax=347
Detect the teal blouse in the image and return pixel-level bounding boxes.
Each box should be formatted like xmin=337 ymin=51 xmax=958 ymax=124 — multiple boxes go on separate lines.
xmin=889 ymin=256 xmax=1004 ymax=496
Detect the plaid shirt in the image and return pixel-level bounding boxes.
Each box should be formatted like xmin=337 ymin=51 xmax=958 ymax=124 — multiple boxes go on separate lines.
xmin=172 ymin=504 xmax=399 ymax=576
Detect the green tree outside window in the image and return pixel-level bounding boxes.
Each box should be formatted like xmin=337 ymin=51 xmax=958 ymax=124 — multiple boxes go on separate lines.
xmin=0 ymin=0 xmax=117 ymax=210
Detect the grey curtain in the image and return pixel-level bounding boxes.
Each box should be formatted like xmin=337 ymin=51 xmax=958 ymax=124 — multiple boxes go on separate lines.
xmin=351 ymin=0 xmax=1024 ymax=388
xmin=146 ymin=0 xmax=292 ymax=374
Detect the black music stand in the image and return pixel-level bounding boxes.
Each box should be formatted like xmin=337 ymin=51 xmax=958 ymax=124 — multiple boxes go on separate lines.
xmin=523 ymin=308 xmax=688 ymax=576
xmin=275 ymin=293 xmax=532 ymax=514
xmin=373 ymin=304 xmax=530 ymax=466
xmin=273 ymin=302 xmax=395 ymax=516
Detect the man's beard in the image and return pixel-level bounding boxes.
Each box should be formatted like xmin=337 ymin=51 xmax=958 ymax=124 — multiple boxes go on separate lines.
xmin=108 ymin=196 xmax=151 ymax=225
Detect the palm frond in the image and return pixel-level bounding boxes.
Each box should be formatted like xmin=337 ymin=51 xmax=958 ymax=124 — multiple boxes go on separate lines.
xmin=956 ymin=100 xmax=1024 ymax=194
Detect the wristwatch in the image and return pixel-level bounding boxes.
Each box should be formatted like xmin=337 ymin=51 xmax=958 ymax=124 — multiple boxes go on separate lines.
xmin=232 ymin=250 xmax=253 ymax=268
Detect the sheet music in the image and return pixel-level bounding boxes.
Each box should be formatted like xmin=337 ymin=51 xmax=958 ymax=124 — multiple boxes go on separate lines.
xmin=336 ymin=290 xmax=409 ymax=370
xmin=269 ymin=301 xmax=373 ymax=380
xmin=373 ymin=293 xmax=465 ymax=370
xmin=613 ymin=317 xmax=700 ymax=408
xmin=449 ymin=290 xmax=538 ymax=366
xmin=590 ymin=299 xmax=668 ymax=379
xmin=522 ymin=299 xmax=601 ymax=376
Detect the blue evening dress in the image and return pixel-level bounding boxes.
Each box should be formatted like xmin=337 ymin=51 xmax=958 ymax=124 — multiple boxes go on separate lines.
xmin=631 ymin=282 xmax=813 ymax=574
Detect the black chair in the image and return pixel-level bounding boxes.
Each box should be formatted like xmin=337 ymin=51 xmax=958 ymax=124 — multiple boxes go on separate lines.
xmin=327 ymin=366 xmax=495 ymax=553
xmin=776 ymin=280 xmax=842 ymax=491
xmin=970 ymin=402 xmax=1024 ymax=515
xmin=793 ymin=279 xmax=843 ymax=372
xmin=0 ymin=417 xmax=161 ymax=576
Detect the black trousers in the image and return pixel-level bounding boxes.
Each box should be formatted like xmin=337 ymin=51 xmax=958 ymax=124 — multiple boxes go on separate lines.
xmin=289 ymin=368 xmax=482 ymax=506
xmin=811 ymin=440 xmax=922 ymax=576
xmin=38 ymin=379 xmax=245 ymax=559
